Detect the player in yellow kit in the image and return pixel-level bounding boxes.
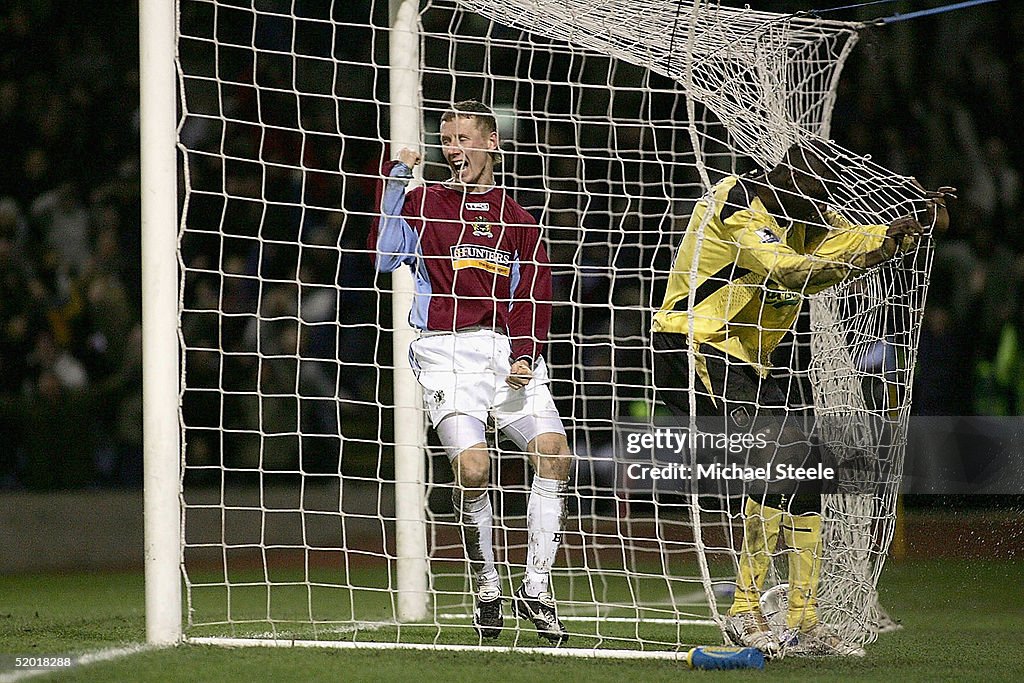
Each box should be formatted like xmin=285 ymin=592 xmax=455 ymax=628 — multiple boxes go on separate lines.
xmin=652 ymin=140 xmax=951 ymax=656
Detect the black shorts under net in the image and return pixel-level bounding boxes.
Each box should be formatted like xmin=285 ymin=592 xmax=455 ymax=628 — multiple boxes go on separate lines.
xmin=651 ymin=332 xmax=825 ymax=511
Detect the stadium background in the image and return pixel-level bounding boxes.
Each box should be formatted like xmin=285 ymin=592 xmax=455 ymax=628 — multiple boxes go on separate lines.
xmin=0 ymin=0 xmax=1019 ymax=583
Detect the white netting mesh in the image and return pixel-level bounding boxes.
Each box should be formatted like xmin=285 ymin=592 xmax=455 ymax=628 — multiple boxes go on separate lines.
xmin=458 ymin=0 xmax=859 ymax=165
xmin=176 ymin=0 xmax=931 ymax=655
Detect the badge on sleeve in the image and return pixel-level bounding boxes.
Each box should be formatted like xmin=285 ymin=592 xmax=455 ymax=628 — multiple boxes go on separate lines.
xmin=755 ymin=228 xmax=781 ymax=244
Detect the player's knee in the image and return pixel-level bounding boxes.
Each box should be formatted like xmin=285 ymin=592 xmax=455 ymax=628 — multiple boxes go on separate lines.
xmin=532 ymin=433 xmax=572 ymax=480
xmin=454 ymin=447 xmax=490 ymax=490
xmin=458 ymin=465 xmax=490 ymax=490
xmin=533 ymin=431 xmax=570 ymax=455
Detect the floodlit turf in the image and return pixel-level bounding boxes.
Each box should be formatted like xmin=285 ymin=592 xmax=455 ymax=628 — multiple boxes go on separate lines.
xmin=1 ymin=558 xmax=1021 ymax=682
xmin=182 ymin=563 xmax=723 ymax=649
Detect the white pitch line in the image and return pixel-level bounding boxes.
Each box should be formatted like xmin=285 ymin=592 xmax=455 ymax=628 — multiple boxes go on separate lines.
xmin=0 ymin=644 xmax=152 ymax=683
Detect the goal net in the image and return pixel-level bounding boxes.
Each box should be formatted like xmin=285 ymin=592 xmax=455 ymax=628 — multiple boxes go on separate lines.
xmin=173 ymin=0 xmax=933 ymax=656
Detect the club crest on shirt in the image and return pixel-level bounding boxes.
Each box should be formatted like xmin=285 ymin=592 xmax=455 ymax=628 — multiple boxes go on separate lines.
xmin=471 ymin=220 xmax=494 ymax=238
xmin=755 ymin=227 xmax=781 ymax=244
xmin=432 ymin=389 xmax=445 ymax=405
xmin=450 ymin=244 xmax=512 ymax=276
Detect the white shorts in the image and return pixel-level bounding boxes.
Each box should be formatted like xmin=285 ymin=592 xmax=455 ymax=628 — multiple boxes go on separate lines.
xmin=409 ymin=328 xmax=563 ymax=431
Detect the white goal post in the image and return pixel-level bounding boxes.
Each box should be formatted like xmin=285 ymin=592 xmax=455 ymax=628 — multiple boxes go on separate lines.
xmin=140 ymin=0 xmax=182 ymax=646
xmin=145 ymin=0 xmax=938 ymax=657
xmin=388 ymin=0 xmax=430 ymax=625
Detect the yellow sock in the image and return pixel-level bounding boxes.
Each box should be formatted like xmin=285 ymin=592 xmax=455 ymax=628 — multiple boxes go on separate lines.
xmin=729 ymin=497 xmax=783 ymax=616
xmin=782 ymin=512 xmax=822 ymax=630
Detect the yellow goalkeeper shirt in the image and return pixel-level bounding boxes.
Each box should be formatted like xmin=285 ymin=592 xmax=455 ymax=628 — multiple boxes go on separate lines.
xmin=652 ymin=175 xmax=889 ymax=386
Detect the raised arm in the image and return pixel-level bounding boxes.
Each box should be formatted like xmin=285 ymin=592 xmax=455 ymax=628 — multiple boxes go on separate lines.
xmin=367 ymin=149 xmax=421 ymax=273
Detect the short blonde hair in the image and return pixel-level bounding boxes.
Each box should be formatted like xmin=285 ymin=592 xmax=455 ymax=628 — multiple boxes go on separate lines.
xmin=440 ymin=100 xmax=501 ymax=165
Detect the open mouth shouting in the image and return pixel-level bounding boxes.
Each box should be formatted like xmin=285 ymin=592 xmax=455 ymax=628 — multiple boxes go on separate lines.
xmin=451 ymin=157 xmax=468 ymax=181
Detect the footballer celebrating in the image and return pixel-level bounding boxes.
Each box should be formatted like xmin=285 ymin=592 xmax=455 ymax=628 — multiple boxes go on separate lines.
xmin=369 ymin=100 xmax=572 ymax=644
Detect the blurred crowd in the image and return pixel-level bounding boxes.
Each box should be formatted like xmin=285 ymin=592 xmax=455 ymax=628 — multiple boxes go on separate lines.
xmin=0 ymin=1 xmax=1021 ymax=490
xmin=832 ymin=5 xmax=1024 ymax=416
xmin=0 ymin=4 xmax=142 ymax=488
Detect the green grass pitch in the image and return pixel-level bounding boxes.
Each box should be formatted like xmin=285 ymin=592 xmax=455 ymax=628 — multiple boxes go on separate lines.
xmin=1 ymin=558 xmax=1021 ymax=682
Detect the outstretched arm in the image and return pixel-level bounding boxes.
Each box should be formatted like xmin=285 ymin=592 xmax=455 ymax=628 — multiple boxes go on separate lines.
xmin=728 ymin=207 xmax=922 ymax=294
xmin=725 ymin=207 xmax=871 ymax=293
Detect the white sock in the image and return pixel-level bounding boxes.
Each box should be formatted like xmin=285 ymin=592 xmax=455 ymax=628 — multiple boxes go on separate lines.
xmin=453 ymin=490 xmax=498 ymax=591
xmin=524 ymin=475 xmax=566 ymax=596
